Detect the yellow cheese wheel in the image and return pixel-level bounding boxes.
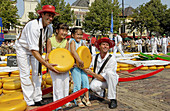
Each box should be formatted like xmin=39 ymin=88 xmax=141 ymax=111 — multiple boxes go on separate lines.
xmin=76 ymin=46 xmax=92 ymax=69
xmin=120 ymin=67 xmax=129 ymax=71
xmin=46 ymin=84 xmax=52 ymax=88
xmin=116 ymin=68 xmax=120 ymax=72
xmin=0 ymin=89 xmax=2 ymax=95
xmin=2 ymin=77 xmax=20 ymax=83
xmin=0 ymin=92 xmax=23 ymax=103
xmin=49 ymin=48 xmax=75 ymax=72
xmin=3 ymin=89 xmax=22 ymax=94
xmin=157 ymin=66 xmax=164 ymax=69
xmin=0 ymin=82 xmax=2 ymax=88
xmin=46 ymin=78 xmax=52 ymax=85
xmin=0 ymin=72 xmax=9 ymax=76
xmin=0 ymin=99 xmax=27 ymax=111
xmin=0 ymin=75 xmax=9 ymax=78
xmin=42 ymin=73 xmax=51 ymax=80
xmin=140 ymin=66 xmax=149 ymax=70
xmin=0 ymin=64 xmax=7 ymax=67
xmin=165 ymin=65 xmax=170 ymax=69
xmin=3 ymin=80 xmax=21 ymax=90
xmin=11 ymin=70 xmax=20 ymax=74
xmin=119 ymin=63 xmax=129 ymax=68
xmin=5 ymin=54 xmax=16 ymax=56
xmin=149 ymin=66 xmax=157 ymax=70
xmin=10 ymin=74 xmax=20 ymax=77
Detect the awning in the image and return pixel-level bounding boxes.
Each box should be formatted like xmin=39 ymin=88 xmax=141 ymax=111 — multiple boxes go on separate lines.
xmin=66 ymin=33 xmax=90 ymax=40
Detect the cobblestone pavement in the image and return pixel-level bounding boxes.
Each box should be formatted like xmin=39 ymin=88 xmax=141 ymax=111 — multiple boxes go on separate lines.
xmin=28 ymin=68 xmax=170 ymax=111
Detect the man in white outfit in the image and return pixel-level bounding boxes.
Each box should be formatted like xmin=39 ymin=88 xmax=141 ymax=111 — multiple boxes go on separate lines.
xmin=136 ymin=37 xmax=142 ymax=52
xmin=84 ymin=37 xmax=119 ymax=109
xmin=161 ymin=34 xmax=168 ymax=54
xmin=113 ymin=31 xmax=125 ymax=57
xmin=150 ymin=32 xmax=159 ymax=54
xmin=15 ymin=5 xmax=59 ymax=106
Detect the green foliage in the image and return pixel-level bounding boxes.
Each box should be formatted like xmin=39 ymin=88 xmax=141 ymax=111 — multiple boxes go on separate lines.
xmin=0 ymin=0 xmax=20 ymax=30
xmin=28 ymin=0 xmax=75 ymax=29
xmin=82 ymin=0 xmax=121 ymax=36
xmin=127 ymin=0 xmax=169 ymax=36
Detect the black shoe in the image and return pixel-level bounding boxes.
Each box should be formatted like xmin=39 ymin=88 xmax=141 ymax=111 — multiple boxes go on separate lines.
xmin=34 ymin=101 xmax=45 ymax=106
xmin=109 ymin=99 xmax=117 ymax=109
xmin=96 ymin=97 xmax=105 ymax=102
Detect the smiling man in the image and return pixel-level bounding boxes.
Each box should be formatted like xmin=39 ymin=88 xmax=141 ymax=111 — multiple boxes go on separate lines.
xmin=84 ymin=37 xmax=119 ymax=109
xmin=15 ymin=5 xmax=60 ymax=106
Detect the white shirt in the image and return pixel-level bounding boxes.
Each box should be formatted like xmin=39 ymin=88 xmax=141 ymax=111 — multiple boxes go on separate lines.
xmin=18 ymin=18 xmax=53 ymax=51
xmin=90 ymin=53 xmax=118 ymax=80
xmin=136 ymin=39 xmax=142 ymax=45
xmin=114 ymin=35 xmax=122 ymax=45
xmin=150 ymin=37 xmax=158 ymax=46
xmin=161 ymin=38 xmax=168 ymax=45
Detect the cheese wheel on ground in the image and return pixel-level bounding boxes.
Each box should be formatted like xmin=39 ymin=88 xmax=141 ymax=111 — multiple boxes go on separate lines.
xmin=157 ymin=66 xmax=164 ymax=69
xmin=0 ymin=99 xmax=27 ymax=111
xmin=120 ymin=67 xmax=129 ymax=71
xmin=0 ymin=89 xmax=2 ymax=95
xmin=140 ymin=66 xmax=148 ymax=70
xmin=0 ymin=64 xmax=7 ymax=67
xmin=116 ymin=68 xmax=120 ymax=72
xmin=11 ymin=70 xmax=20 ymax=74
xmin=165 ymin=65 xmax=170 ymax=69
xmin=0 ymin=72 xmax=9 ymax=76
xmin=0 ymin=82 xmax=2 ymax=88
xmin=5 ymin=54 xmax=16 ymax=56
xmin=2 ymin=77 xmax=20 ymax=83
xmin=119 ymin=63 xmax=129 ymax=68
xmin=3 ymin=89 xmax=22 ymax=94
xmin=49 ymin=48 xmax=75 ymax=72
xmin=149 ymin=66 xmax=157 ymax=70
xmin=42 ymin=73 xmax=51 ymax=80
xmin=76 ymin=46 xmax=92 ymax=69
xmin=3 ymin=80 xmax=21 ymax=90
xmin=10 ymin=74 xmax=20 ymax=77
xmin=0 ymin=92 xmax=23 ymax=103
xmin=0 ymin=75 xmax=9 ymax=78
xmin=46 ymin=78 xmax=52 ymax=85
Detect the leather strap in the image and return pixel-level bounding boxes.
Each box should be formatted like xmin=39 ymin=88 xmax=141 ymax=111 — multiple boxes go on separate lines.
xmin=93 ymin=54 xmax=112 ymax=74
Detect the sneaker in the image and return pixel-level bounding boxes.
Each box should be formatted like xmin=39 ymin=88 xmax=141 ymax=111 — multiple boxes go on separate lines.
xmin=109 ymin=99 xmax=117 ymax=109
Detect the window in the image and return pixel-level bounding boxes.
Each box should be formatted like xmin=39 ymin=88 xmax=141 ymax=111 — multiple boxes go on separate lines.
xmin=76 ymin=15 xmax=81 ymax=26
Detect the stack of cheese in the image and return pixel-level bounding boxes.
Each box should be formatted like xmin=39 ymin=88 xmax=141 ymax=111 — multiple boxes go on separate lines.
xmin=0 ymin=72 xmax=9 ymax=78
xmin=0 ymin=92 xmax=27 ymax=111
xmin=2 ymin=77 xmax=22 ymax=94
xmin=10 ymin=70 xmax=20 ymax=77
xmin=118 ymin=63 xmax=135 ymax=71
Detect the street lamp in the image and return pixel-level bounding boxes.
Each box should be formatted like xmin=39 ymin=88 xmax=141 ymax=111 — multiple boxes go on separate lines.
xmin=122 ymin=0 xmax=125 ymax=33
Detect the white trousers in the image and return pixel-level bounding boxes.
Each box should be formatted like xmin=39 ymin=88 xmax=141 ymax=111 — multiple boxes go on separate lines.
xmin=162 ymin=44 xmax=167 ymax=54
xmin=50 ymin=71 xmax=69 ymax=102
xmin=151 ymin=45 xmax=158 ymax=55
xmin=90 ymin=72 xmax=119 ymax=99
xmin=113 ymin=45 xmax=125 ymax=57
xmin=138 ymin=44 xmax=142 ymax=52
xmin=15 ymin=41 xmax=42 ymax=106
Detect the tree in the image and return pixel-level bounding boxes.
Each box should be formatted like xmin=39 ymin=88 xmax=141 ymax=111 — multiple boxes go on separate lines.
xmin=127 ymin=0 xmax=168 ymax=36
xmin=0 ymin=0 xmax=20 ymax=30
xmin=82 ymin=0 xmax=121 ymax=36
xmin=28 ymin=0 xmax=75 ymax=29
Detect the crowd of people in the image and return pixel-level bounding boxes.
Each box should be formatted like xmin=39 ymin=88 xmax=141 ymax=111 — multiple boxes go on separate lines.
xmin=0 ymin=40 xmax=16 ymax=56
xmin=0 ymin=5 xmax=170 ymax=111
